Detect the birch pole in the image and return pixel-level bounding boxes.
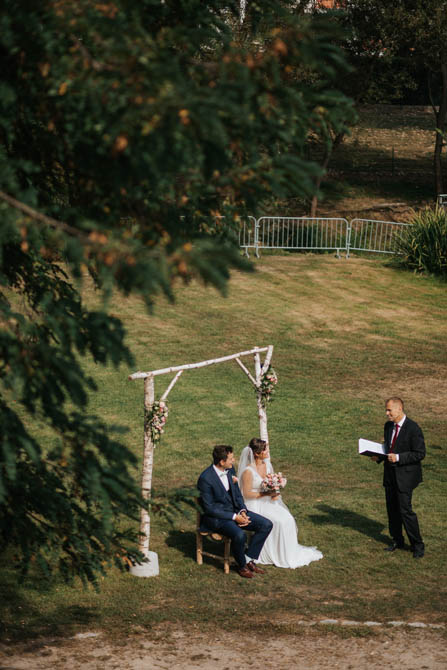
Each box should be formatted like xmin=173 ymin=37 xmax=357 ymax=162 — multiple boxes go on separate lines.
xmin=128 ymin=346 xmax=269 ymax=380
xmin=129 ymin=373 xmax=160 ymax=577
xmin=254 ymin=350 xmax=269 ymax=445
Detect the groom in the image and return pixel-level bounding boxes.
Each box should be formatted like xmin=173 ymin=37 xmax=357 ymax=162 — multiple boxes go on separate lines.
xmin=197 ymin=445 xmax=273 ymax=578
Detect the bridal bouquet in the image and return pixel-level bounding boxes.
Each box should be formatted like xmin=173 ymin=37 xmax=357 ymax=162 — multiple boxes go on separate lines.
xmin=260 ymin=472 xmax=287 ymax=494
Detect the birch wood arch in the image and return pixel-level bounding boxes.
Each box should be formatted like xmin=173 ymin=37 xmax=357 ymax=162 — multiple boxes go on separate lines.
xmin=127 ymin=345 xmax=274 ymax=577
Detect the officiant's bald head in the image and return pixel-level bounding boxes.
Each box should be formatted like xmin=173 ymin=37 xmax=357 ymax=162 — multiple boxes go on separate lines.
xmin=385 ymin=397 xmax=405 ymax=423
xmin=386 ymin=396 xmax=404 ymax=410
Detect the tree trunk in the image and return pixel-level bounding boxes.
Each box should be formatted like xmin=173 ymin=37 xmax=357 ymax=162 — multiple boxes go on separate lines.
xmin=433 ymin=63 xmax=447 ymax=196
xmin=310 ymin=131 xmax=346 ymax=217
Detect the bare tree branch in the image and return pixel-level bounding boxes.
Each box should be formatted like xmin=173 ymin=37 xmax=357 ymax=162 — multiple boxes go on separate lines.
xmin=0 ymin=190 xmax=90 ymax=241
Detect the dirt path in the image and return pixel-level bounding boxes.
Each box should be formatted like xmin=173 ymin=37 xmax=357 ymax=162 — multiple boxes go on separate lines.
xmin=1 ymin=627 xmax=446 ymax=669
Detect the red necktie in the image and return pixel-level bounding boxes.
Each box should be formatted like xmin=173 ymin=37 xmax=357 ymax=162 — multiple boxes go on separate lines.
xmin=390 ymin=423 xmax=400 ymax=452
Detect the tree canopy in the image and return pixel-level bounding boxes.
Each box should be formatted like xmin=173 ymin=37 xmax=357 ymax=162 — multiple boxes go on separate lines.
xmin=0 ymin=0 xmax=353 ymax=585
xmin=324 ymin=0 xmax=447 ymax=193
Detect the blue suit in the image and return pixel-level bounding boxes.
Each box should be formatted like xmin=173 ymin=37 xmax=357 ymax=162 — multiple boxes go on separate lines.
xmin=197 ymin=464 xmax=272 ymax=568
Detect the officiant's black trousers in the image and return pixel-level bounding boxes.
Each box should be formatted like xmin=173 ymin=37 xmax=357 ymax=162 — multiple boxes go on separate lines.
xmin=385 ymin=481 xmax=423 ymax=550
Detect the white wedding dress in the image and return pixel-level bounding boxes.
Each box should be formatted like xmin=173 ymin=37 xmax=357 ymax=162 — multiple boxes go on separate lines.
xmin=238 ymin=451 xmax=323 ymax=569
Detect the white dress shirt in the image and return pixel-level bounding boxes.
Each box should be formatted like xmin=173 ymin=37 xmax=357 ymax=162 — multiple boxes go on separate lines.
xmin=392 ymin=415 xmax=406 ymax=462
xmin=213 ymin=465 xmax=230 ymax=491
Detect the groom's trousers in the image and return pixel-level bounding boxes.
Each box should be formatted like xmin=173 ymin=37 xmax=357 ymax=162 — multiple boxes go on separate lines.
xmin=211 ymin=512 xmax=272 ymax=568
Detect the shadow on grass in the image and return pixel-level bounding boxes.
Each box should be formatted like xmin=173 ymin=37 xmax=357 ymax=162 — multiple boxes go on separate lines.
xmin=166 ymin=529 xmax=235 ymax=574
xmin=166 ymin=529 xmax=196 ymax=561
xmin=308 ymin=505 xmax=388 ymax=544
xmin=0 ymin=569 xmax=98 ymax=643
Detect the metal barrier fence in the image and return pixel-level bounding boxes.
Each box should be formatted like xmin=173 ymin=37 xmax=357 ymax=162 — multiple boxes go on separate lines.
xmin=347 ymin=218 xmax=412 ymax=257
xmin=240 ymin=216 xmax=412 ymax=258
xmin=438 ymin=194 xmax=447 ymax=207
xmin=240 ymin=216 xmax=349 ymax=258
xmin=257 ymin=217 xmax=349 ymax=258
xmin=239 ymin=216 xmax=257 ymax=256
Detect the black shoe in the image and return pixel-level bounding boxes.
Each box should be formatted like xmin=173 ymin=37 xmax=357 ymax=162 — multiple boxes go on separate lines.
xmin=413 ymin=546 xmax=425 ymax=559
xmin=384 ymin=541 xmax=405 ymax=552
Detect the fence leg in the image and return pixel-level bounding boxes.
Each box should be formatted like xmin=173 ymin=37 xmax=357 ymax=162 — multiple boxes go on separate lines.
xmin=346 ymin=225 xmax=352 ymax=259
xmin=254 ymin=221 xmax=260 ymax=258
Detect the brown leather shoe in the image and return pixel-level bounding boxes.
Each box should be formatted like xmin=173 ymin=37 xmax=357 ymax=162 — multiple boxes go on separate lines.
xmin=247 ymin=561 xmax=265 ymax=574
xmin=238 ymin=566 xmax=255 ymax=578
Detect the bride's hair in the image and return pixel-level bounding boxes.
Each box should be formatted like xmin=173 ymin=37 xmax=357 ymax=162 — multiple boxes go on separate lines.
xmin=249 ymin=437 xmax=267 ymax=457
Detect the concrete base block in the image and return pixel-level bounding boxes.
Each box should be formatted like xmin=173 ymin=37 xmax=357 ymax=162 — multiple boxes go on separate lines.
xmin=129 ymin=551 xmax=159 ymax=578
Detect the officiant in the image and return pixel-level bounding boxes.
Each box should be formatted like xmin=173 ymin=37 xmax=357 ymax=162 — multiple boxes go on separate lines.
xmin=371 ymin=397 xmax=425 ymax=558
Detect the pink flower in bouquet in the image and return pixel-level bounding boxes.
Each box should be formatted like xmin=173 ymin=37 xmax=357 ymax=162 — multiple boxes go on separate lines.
xmin=258 ymin=366 xmax=278 ymax=407
xmin=149 ymin=400 xmax=169 ymax=443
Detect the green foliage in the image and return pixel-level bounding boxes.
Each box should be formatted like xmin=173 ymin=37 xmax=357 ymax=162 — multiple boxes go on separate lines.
xmin=321 ymin=0 xmax=447 ymax=192
xmin=324 ymin=0 xmax=447 ymax=103
xmin=0 ymin=0 xmax=354 ymax=584
xmin=394 ymin=206 xmax=447 ymax=277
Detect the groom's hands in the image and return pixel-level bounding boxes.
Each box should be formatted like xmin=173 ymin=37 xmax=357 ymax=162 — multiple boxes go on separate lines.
xmin=235 ymin=511 xmax=250 ymax=527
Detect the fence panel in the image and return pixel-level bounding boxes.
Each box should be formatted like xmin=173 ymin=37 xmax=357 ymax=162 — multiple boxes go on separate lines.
xmin=239 ymin=216 xmax=258 ymax=257
xmin=239 ymin=216 xmax=414 ymax=257
xmin=256 ymin=217 xmax=349 ymax=257
xmin=347 ymin=219 xmax=412 ymax=257
xmin=438 ymin=194 xmax=447 ymax=207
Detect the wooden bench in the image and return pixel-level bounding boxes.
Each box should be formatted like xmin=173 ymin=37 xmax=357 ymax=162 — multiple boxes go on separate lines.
xmin=196 ymin=509 xmax=232 ymax=574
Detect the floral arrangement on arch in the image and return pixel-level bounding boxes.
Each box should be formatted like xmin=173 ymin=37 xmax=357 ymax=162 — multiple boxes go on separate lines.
xmin=258 ymin=366 xmax=278 ymax=407
xmin=147 ymin=400 xmax=169 ymax=444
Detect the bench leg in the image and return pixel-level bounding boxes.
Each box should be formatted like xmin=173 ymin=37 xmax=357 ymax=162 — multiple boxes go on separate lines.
xmin=196 ymin=531 xmax=203 ymax=565
xmin=223 ymin=537 xmax=231 ymax=574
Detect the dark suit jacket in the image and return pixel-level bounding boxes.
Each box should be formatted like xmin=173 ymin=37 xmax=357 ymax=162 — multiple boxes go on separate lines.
xmin=197 ymin=464 xmax=246 ymax=531
xmin=380 ymin=417 xmax=425 ymax=492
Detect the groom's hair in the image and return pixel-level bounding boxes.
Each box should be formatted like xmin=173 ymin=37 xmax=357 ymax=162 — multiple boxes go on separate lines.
xmin=249 ymin=437 xmax=267 ymax=455
xmin=212 ymin=445 xmax=233 ymax=465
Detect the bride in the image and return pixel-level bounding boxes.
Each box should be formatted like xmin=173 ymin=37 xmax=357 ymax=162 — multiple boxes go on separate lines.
xmin=238 ymin=438 xmax=323 ymax=569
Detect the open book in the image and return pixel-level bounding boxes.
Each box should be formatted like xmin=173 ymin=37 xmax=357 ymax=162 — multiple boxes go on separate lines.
xmin=358 ymin=438 xmax=385 ymax=457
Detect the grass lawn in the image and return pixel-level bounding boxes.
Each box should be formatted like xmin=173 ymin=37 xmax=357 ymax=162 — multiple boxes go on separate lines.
xmin=1 ymin=252 xmax=446 ymax=642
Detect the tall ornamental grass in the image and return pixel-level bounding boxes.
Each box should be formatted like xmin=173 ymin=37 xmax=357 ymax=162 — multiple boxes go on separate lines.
xmin=395 ymin=205 xmax=447 ymax=278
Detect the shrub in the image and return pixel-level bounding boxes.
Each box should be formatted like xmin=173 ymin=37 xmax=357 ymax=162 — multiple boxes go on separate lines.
xmin=394 ymin=206 xmax=447 ymax=278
